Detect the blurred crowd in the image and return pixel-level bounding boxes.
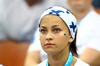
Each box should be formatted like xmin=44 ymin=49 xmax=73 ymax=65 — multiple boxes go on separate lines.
xmin=0 ymin=0 xmax=100 ymax=66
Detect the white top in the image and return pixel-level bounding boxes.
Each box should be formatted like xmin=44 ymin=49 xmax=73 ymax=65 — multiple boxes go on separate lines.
xmin=76 ymin=10 xmax=100 ymax=55
xmin=0 ymin=0 xmax=55 ymax=41
xmin=36 ymin=57 xmax=90 ymax=66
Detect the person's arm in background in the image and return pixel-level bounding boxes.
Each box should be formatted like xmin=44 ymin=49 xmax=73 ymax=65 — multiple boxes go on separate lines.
xmin=24 ymin=28 xmax=42 ymax=66
xmin=79 ymin=18 xmax=100 ymax=66
xmin=24 ymin=45 xmax=41 ymax=66
xmin=80 ymin=47 xmax=100 ymax=66
xmin=24 ymin=49 xmax=41 ymax=66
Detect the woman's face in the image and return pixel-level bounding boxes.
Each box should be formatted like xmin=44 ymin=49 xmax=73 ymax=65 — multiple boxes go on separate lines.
xmin=39 ymin=15 xmax=72 ymax=54
xmin=67 ymin=0 xmax=92 ymax=10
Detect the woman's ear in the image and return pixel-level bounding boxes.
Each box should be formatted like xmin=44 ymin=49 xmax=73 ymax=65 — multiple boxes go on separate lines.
xmin=68 ymin=37 xmax=73 ymax=43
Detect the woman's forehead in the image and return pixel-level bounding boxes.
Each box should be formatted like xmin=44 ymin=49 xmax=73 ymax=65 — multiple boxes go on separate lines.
xmin=40 ymin=15 xmax=66 ymax=26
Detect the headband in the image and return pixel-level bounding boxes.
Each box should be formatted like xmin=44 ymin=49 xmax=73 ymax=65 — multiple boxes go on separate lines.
xmin=39 ymin=6 xmax=77 ymax=40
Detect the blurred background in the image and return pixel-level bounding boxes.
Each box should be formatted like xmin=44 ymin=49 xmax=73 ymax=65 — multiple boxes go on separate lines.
xmin=0 ymin=0 xmax=100 ymax=66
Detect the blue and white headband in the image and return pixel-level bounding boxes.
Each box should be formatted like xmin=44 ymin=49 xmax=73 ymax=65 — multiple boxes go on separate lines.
xmin=39 ymin=6 xmax=77 ymax=40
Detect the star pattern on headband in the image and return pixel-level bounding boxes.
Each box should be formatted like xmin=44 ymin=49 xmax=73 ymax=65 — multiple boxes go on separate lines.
xmin=66 ymin=9 xmax=70 ymax=14
xmin=49 ymin=10 xmax=64 ymax=16
xmin=70 ymin=22 xmax=76 ymax=32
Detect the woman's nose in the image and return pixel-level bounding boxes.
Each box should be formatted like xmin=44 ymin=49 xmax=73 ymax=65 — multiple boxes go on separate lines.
xmin=46 ymin=32 xmax=53 ymax=40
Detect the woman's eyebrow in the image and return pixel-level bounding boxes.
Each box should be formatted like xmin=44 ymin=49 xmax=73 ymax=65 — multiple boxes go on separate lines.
xmin=40 ymin=25 xmax=60 ymax=29
xmin=40 ymin=26 xmax=46 ymax=28
xmin=51 ymin=25 xmax=60 ymax=28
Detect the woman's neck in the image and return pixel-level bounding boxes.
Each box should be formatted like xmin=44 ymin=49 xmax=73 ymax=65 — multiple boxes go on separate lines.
xmin=48 ymin=52 xmax=77 ymax=66
xmin=48 ymin=53 xmax=69 ymax=66
xmin=47 ymin=48 xmax=70 ymax=66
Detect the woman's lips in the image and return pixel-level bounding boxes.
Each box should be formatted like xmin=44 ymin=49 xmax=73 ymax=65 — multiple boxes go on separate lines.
xmin=45 ymin=43 xmax=55 ymax=46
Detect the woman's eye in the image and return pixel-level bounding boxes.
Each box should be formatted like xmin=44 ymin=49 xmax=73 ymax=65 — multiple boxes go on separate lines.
xmin=53 ymin=29 xmax=61 ymax=33
xmin=40 ymin=29 xmax=47 ymax=33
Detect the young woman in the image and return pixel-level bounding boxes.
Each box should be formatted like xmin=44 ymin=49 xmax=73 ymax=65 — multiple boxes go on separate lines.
xmin=36 ymin=6 xmax=89 ymax=66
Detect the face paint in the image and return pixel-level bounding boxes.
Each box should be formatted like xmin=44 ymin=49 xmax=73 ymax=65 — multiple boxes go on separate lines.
xmin=64 ymin=33 xmax=66 ymax=36
xmin=39 ymin=6 xmax=77 ymax=40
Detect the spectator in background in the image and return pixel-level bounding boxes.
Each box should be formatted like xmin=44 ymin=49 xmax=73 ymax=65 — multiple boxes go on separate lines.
xmin=92 ymin=0 xmax=100 ymax=14
xmin=0 ymin=0 xmax=54 ymax=66
xmin=67 ymin=0 xmax=100 ymax=66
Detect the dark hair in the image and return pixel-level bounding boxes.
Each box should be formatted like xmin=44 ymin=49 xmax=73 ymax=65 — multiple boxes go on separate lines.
xmin=92 ymin=0 xmax=100 ymax=8
xmin=69 ymin=31 xmax=78 ymax=57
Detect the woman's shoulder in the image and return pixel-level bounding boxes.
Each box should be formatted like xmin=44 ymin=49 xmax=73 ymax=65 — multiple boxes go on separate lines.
xmin=36 ymin=59 xmax=47 ymax=66
xmin=74 ymin=57 xmax=90 ymax=66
